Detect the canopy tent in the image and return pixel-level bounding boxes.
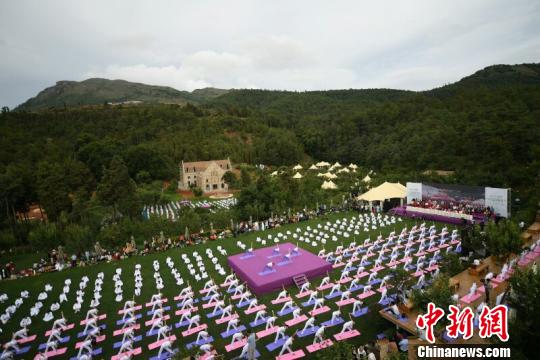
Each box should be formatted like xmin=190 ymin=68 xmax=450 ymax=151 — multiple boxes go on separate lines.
xmin=270 ymin=171 xmax=278 ymax=176
xmin=357 ymin=181 xmax=406 ymax=202
xmin=322 ymin=172 xmax=338 ymax=179
xmin=348 ymin=163 xmax=358 ymax=169
xmin=316 ymin=161 xmax=330 ymax=167
xmin=338 ymin=167 xmax=350 ymax=173
xmin=293 ymin=164 xmax=303 ymax=170
xmin=321 ymin=180 xmax=338 ymax=190
xmin=317 ymin=172 xmax=325 ymax=177
xmin=309 ymin=164 xmax=318 ymax=170
xmin=362 ymin=174 xmax=372 ymax=183
xmin=292 ymin=172 xmax=303 ymax=179
xmin=332 ymin=162 xmax=342 ymax=168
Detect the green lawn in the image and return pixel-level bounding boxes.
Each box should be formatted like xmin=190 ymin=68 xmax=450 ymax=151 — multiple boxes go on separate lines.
xmin=0 ymin=212 xmax=453 ymax=359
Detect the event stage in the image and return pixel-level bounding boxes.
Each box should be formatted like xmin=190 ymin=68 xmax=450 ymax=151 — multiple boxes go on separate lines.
xmin=391 ymin=206 xmax=485 ymax=225
xmin=227 ymin=242 xmax=332 ymax=295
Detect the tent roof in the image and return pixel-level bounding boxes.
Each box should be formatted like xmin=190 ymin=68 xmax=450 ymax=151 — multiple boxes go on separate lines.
xmin=323 ymin=172 xmax=337 ymax=179
xmin=362 ymin=174 xmax=371 ymax=182
xmin=270 ymin=171 xmax=278 ymax=176
xmin=292 ymin=172 xmax=303 ymax=179
xmin=293 ymin=164 xmax=303 ymax=170
xmin=321 ymin=180 xmax=338 ymax=189
xmin=348 ymin=163 xmax=358 ymax=169
xmin=316 ymin=161 xmax=330 ymax=167
xmin=357 ymin=181 xmax=406 ymax=201
xmin=309 ymin=164 xmax=318 ymax=170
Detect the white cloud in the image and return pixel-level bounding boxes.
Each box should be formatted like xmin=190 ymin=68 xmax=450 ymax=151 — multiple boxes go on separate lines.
xmin=1 ymin=0 xmax=539 ymax=106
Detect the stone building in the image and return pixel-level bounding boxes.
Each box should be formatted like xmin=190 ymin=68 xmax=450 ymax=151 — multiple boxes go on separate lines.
xmin=178 ymin=159 xmax=232 ymax=193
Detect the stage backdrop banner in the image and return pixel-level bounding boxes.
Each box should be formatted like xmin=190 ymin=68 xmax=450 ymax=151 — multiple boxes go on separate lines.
xmin=485 ymin=187 xmax=510 ymax=218
xmin=406 ymin=182 xmax=422 ymax=204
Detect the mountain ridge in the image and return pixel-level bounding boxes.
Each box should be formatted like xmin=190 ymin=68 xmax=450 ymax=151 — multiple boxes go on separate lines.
xmin=14 ymin=63 xmax=540 ymax=111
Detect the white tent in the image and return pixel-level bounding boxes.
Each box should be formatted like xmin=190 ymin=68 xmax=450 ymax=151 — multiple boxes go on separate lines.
xmin=309 ymin=164 xmax=318 ymax=170
xmin=293 ymin=164 xmax=303 ymax=170
xmin=357 ymin=181 xmax=406 ymax=202
xmin=323 ymin=172 xmax=338 ymax=179
xmin=321 ymin=180 xmax=338 ymax=190
xmin=362 ymin=174 xmax=371 ymax=183
xmin=270 ymin=171 xmax=278 ymax=176
xmin=332 ymin=162 xmax=342 ymax=168
xmin=348 ymin=163 xmax=358 ymax=169
xmin=338 ymin=167 xmax=350 ymax=173
xmin=292 ymin=172 xmax=303 ymax=179
xmin=317 ymin=172 xmax=325 ymax=177
xmin=316 ymin=161 xmax=330 ymax=167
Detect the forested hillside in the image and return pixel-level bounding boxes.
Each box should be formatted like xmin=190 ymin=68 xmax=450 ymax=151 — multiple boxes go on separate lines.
xmin=1 ymin=63 xmax=539 ymax=251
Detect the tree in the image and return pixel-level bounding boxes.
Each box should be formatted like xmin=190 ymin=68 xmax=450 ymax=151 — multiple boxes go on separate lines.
xmin=29 ymin=222 xmax=60 ymax=250
xmin=240 ymin=168 xmax=251 ymax=187
xmin=96 ymin=156 xmax=139 ymax=220
xmin=484 ymin=220 xmax=522 ymax=261
xmin=316 ymin=340 xmax=354 ymax=359
xmin=222 ymin=171 xmax=239 ymax=189
xmin=411 ymin=274 xmax=454 ymax=329
xmin=36 ymin=162 xmax=72 ymax=221
xmin=505 ymin=268 xmax=540 ymax=359
xmin=62 ymin=223 xmax=92 ymax=253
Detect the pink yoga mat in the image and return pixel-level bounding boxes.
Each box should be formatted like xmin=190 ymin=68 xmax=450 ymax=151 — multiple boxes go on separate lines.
xmin=285 ymin=315 xmax=307 ymax=327
xmin=148 ymin=335 xmax=176 ymax=350
xmin=216 ymin=313 xmax=239 ymax=325
xmin=272 ymin=296 xmax=292 ymax=305
xmin=309 ymin=305 xmax=330 ymax=316
xmin=334 ymin=329 xmax=361 ymax=341
xmin=307 ymin=339 xmax=333 ymax=353
xmin=182 ymin=324 xmax=208 ymax=337
xmin=336 ymin=298 xmax=355 ymax=307
xmin=118 ymin=305 xmax=142 ymax=315
xmin=80 ymin=314 xmax=106 ymax=325
xmin=276 ymin=349 xmax=305 ymax=360
xmin=76 ymin=335 xmax=105 ymax=348
xmin=144 ymin=315 xmax=170 ymax=327
xmin=245 ymin=304 xmax=266 ymax=315
xmin=145 ymin=298 xmax=168 ymax=307
xmin=44 ymin=324 xmax=74 ymax=337
xmin=17 ymin=335 xmax=36 ymax=344
xmin=256 ymin=326 xmax=279 ymax=339
xmin=113 ymin=324 xmax=140 ymax=336
xmin=111 ymin=347 xmax=142 ymax=360
xmin=225 ymin=338 xmax=247 ymax=352
xmin=33 ymin=347 xmax=67 ymax=359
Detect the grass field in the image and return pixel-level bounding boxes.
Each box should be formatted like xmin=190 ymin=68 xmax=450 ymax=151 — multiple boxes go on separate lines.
xmin=0 ymin=211 xmax=454 ymax=359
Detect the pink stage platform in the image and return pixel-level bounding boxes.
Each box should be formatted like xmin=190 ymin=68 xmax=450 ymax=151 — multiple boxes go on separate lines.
xmin=228 ymin=243 xmax=332 ymax=296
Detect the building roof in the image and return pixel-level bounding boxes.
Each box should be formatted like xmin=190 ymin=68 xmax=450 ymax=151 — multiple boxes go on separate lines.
xmin=182 ymin=159 xmax=231 ymax=172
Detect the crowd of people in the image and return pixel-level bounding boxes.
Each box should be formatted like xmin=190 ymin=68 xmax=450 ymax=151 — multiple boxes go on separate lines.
xmin=409 ymin=198 xmax=496 ymax=218
xmin=0 ymin=204 xmax=351 ymax=280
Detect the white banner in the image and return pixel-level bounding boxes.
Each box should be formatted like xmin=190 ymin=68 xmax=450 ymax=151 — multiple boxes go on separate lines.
xmin=485 ymin=187 xmax=509 ymax=218
xmin=406 ymin=182 xmax=422 ymax=204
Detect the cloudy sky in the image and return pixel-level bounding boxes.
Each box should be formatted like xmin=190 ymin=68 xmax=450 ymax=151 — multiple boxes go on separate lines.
xmin=1 ymin=0 xmax=539 ymax=107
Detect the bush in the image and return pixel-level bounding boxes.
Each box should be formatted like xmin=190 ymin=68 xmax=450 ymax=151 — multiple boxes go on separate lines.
xmin=192 ymin=187 xmax=203 ymax=197
xmin=28 ymin=222 xmax=61 ymax=250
